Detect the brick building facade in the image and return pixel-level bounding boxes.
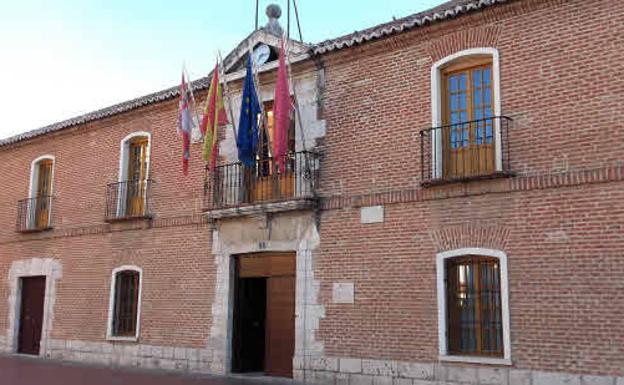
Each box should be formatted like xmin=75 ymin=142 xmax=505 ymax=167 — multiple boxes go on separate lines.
xmin=1 ymin=0 xmax=623 ymax=384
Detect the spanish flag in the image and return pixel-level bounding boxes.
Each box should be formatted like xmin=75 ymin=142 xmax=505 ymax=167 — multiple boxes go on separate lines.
xmin=201 ymin=63 xmax=229 ymax=170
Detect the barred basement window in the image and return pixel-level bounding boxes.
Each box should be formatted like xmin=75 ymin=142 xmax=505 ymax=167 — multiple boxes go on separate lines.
xmin=108 ymin=267 xmax=142 ymax=339
xmin=445 ymin=256 xmax=503 ymax=357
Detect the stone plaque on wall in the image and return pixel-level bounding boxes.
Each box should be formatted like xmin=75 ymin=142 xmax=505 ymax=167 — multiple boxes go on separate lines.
xmin=360 ymin=205 xmax=384 ymax=224
xmin=332 ymin=282 xmax=355 ymax=304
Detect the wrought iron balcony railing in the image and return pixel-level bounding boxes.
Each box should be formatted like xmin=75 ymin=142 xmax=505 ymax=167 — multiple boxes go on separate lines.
xmin=105 ymin=179 xmax=153 ymax=221
xmin=16 ymin=195 xmax=53 ymax=233
xmin=420 ymin=116 xmax=512 ymax=185
xmin=204 ymin=151 xmax=319 ymax=210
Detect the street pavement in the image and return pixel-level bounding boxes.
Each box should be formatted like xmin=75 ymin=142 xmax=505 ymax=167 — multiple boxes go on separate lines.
xmin=0 ymin=355 xmax=300 ymax=385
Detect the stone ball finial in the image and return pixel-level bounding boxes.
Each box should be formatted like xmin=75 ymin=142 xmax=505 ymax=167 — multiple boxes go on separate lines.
xmin=263 ymin=4 xmax=284 ymax=36
xmin=266 ymin=4 xmax=282 ymax=19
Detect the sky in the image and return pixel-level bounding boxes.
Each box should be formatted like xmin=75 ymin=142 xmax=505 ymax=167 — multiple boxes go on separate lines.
xmin=0 ymin=0 xmax=445 ymax=139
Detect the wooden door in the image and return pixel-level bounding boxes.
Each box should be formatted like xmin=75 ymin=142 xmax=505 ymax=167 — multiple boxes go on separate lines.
xmin=234 ymin=253 xmax=296 ymax=378
xmin=443 ymin=62 xmax=495 ymax=178
xmin=250 ymin=102 xmax=295 ymax=203
xmin=265 ymin=275 xmax=296 ymax=377
xmin=126 ymin=137 xmax=148 ymax=216
xmin=17 ymin=276 xmax=46 ymax=355
xmin=34 ymin=160 xmax=52 ymax=228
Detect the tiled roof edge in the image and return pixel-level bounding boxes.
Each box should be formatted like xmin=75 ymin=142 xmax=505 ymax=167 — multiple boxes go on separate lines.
xmin=312 ymin=0 xmax=508 ymax=55
xmin=0 ymin=0 xmax=507 ymax=148
xmin=0 ymin=76 xmax=211 ymax=148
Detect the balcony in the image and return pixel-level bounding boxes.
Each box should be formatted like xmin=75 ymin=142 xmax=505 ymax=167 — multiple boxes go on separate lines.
xmin=420 ymin=116 xmax=512 ymax=186
xmin=16 ymin=196 xmax=53 ymax=233
xmin=204 ymin=151 xmax=319 ymax=217
xmin=105 ymin=180 xmax=153 ymax=222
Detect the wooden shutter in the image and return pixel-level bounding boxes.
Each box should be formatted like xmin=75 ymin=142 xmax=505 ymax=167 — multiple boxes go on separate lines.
xmin=126 ymin=137 xmax=148 ymax=216
xmin=442 ymin=58 xmax=495 ymax=178
xmin=35 ymin=160 xmax=53 ymax=228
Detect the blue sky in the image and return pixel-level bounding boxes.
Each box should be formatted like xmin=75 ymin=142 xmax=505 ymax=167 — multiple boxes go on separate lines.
xmin=0 ymin=0 xmax=445 ymax=139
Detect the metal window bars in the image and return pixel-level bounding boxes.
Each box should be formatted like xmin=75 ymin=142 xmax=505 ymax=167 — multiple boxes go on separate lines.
xmin=105 ymin=179 xmax=153 ymax=221
xmin=16 ymin=195 xmax=53 ymax=232
xmin=420 ymin=116 xmax=512 ymax=185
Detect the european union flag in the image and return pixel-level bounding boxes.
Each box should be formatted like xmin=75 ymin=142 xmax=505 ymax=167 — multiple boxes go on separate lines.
xmin=237 ymin=55 xmax=261 ymax=167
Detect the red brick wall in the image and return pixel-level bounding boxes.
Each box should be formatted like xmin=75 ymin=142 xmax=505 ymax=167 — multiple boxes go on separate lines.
xmin=319 ymin=0 xmax=624 ymax=197
xmin=317 ymin=183 xmax=624 ymax=375
xmin=0 ymin=0 xmax=622 ymax=378
xmin=0 ymin=97 xmax=215 ymax=347
xmin=316 ymin=0 xmax=624 ymax=376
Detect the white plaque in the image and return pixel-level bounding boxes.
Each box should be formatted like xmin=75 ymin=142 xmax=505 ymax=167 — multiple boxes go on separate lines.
xmin=360 ymin=205 xmax=384 ymax=224
xmin=332 ymin=282 xmax=355 ymax=304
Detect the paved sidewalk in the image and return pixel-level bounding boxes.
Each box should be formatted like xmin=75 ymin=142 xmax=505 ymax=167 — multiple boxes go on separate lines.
xmin=0 ymin=355 xmax=299 ymax=385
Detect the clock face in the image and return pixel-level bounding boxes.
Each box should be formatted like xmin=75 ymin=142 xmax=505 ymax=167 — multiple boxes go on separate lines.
xmin=253 ymin=44 xmax=271 ymax=67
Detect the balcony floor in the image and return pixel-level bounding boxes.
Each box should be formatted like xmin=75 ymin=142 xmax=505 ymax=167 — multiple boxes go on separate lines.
xmin=203 ymin=198 xmax=317 ymax=219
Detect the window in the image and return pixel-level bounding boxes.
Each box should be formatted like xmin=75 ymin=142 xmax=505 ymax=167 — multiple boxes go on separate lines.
xmin=436 ymin=248 xmax=511 ymax=364
xmin=116 ymin=132 xmax=151 ymax=218
xmin=107 ymin=266 xmax=142 ymax=340
xmin=125 ymin=136 xmax=149 ymax=216
xmin=257 ymin=100 xmax=296 ymax=177
xmin=446 ymin=256 xmax=502 ymax=356
xmin=442 ymin=58 xmax=494 ymax=177
xmin=242 ymin=101 xmax=296 ymax=203
xmin=27 ymin=156 xmax=55 ymax=230
xmin=430 ymin=48 xmax=503 ymax=181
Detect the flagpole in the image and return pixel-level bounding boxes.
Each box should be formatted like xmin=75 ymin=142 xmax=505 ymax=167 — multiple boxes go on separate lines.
xmin=282 ymin=35 xmax=315 ymax=196
xmin=292 ymin=0 xmax=304 ymax=43
xmin=217 ymin=50 xmax=239 ymax=143
xmin=255 ymin=0 xmax=259 ymax=30
xmin=283 ymin=38 xmax=309 ymax=154
xmin=287 ymin=0 xmax=291 ymax=40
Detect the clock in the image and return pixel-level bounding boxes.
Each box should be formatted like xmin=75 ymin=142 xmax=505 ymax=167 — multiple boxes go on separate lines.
xmin=253 ymin=44 xmax=271 ymax=67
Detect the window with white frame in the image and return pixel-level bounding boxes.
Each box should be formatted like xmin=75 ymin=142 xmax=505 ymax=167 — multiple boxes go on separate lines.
xmin=429 ymin=48 xmax=504 ymax=181
xmin=107 ymin=266 xmax=142 ymax=340
xmin=117 ymin=132 xmax=151 ymax=218
xmin=26 ymin=155 xmax=55 ymax=230
xmin=436 ymin=248 xmax=511 ymax=364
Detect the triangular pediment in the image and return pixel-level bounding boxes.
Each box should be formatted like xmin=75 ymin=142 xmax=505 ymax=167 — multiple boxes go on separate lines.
xmin=221 ymin=29 xmax=310 ymax=80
